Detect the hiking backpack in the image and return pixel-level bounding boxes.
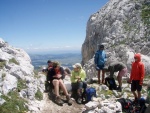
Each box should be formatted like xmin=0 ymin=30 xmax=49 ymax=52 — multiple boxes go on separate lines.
xmin=82 ymin=87 xmax=97 ymax=103
xmin=117 ymin=98 xmax=133 ymax=111
xmin=105 ymin=77 xmax=117 ymax=90
xmin=117 ymin=98 xmax=147 ymax=113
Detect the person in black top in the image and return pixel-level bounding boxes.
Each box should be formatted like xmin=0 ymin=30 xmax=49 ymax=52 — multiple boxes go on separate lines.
xmin=105 ymin=61 xmax=128 ymax=92
xmin=42 ymin=60 xmax=53 ymax=92
xmin=47 ymin=61 xmax=72 ymax=105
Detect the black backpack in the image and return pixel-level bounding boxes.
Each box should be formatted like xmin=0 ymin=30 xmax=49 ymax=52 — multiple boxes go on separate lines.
xmin=117 ymin=98 xmax=133 ymax=112
xmin=117 ymin=98 xmax=147 ymax=113
xmin=105 ymin=77 xmax=117 ymax=90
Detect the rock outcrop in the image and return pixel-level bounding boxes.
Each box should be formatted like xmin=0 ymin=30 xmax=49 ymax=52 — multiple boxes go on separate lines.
xmin=82 ymin=0 xmax=150 ymax=74
xmin=0 ymin=38 xmax=46 ymax=112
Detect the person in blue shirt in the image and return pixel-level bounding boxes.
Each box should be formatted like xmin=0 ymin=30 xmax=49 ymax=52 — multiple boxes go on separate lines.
xmin=94 ymin=44 xmax=107 ymax=84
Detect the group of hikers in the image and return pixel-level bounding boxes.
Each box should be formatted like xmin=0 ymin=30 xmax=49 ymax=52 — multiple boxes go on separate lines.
xmin=42 ymin=44 xmax=145 ymax=108
xmin=94 ymin=44 xmax=145 ymax=106
xmin=43 ymin=60 xmax=87 ymax=105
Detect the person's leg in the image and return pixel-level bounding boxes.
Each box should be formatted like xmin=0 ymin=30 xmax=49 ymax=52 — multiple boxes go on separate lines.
xmin=117 ymin=68 xmax=127 ymax=87
xmin=71 ymin=83 xmax=77 ymax=99
xmin=131 ymin=80 xmax=138 ymax=103
xmin=77 ymin=82 xmax=83 ymax=95
xmin=53 ymin=79 xmax=64 ymax=105
xmin=102 ymin=70 xmax=105 ymax=84
xmin=44 ymin=81 xmax=48 ymax=92
xmin=52 ymin=79 xmax=60 ymax=96
xmin=59 ymin=79 xmax=72 ymax=105
xmin=137 ymin=80 xmax=142 ymax=99
xmin=137 ymin=91 xmax=141 ymax=99
xmin=59 ymin=79 xmax=69 ymax=96
xmin=132 ymin=91 xmax=138 ymax=99
xmin=117 ymin=74 xmax=122 ymax=87
xmin=98 ymin=70 xmax=101 ymax=84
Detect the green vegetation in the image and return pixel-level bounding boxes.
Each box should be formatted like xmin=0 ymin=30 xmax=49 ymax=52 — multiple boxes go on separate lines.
xmin=35 ymin=89 xmax=43 ymax=101
xmin=0 ymin=61 xmax=6 ymax=69
xmin=17 ymin=79 xmax=27 ymax=91
xmin=141 ymin=2 xmax=150 ymax=40
xmin=120 ymin=39 xmax=127 ymax=45
xmin=0 ymin=91 xmax=28 ymax=113
xmin=141 ymin=3 xmax=150 ymax=25
xmin=144 ymin=74 xmax=150 ymax=79
xmin=98 ymin=90 xmax=113 ymax=96
xmin=2 ymin=73 xmax=6 ymax=81
xmin=34 ymin=70 xmax=39 ymax=76
xmin=9 ymin=58 xmax=19 ymax=65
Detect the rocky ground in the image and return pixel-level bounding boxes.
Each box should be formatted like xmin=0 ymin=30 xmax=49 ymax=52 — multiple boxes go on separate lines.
xmin=40 ymin=78 xmax=150 ymax=113
xmin=41 ymin=92 xmax=85 ymax=113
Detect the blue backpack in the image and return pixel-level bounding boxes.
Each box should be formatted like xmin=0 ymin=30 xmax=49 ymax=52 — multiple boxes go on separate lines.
xmin=82 ymin=87 xmax=96 ymax=102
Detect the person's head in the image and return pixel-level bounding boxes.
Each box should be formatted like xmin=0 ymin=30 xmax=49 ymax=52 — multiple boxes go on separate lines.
xmin=134 ymin=53 xmax=141 ymax=62
xmin=47 ymin=60 xmax=53 ymax=67
xmin=98 ymin=44 xmax=104 ymax=50
xmin=53 ymin=61 xmax=60 ymax=69
xmin=72 ymin=63 xmax=82 ymax=72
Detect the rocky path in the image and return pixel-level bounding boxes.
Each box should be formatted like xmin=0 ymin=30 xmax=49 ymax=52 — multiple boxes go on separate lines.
xmin=41 ymin=92 xmax=85 ymax=113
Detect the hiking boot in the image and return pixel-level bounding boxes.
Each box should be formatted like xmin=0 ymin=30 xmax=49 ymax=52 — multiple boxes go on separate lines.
xmin=77 ymin=97 xmax=82 ymax=104
xmin=55 ymin=96 xmax=64 ymax=105
xmin=116 ymin=86 xmax=122 ymax=92
xmin=66 ymin=95 xmax=72 ymax=105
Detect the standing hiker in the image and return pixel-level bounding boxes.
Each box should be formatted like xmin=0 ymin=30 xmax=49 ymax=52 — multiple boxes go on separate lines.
xmin=94 ymin=44 xmax=107 ymax=84
xmin=129 ymin=53 xmax=145 ymax=104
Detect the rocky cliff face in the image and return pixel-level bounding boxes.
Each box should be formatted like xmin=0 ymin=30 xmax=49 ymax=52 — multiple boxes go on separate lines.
xmin=0 ymin=38 xmax=46 ymax=112
xmin=82 ymin=0 xmax=150 ymax=74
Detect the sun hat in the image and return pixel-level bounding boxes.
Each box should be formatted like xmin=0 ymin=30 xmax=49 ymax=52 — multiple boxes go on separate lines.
xmin=72 ymin=63 xmax=82 ymax=68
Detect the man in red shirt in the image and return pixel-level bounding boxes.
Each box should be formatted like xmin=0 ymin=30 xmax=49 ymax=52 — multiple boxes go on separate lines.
xmin=129 ymin=53 xmax=145 ymax=104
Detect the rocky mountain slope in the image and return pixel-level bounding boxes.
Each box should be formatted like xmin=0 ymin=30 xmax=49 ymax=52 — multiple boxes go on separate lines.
xmin=82 ymin=0 xmax=150 ymax=75
xmin=0 ymin=0 xmax=150 ymax=112
xmin=0 ymin=38 xmax=46 ymax=113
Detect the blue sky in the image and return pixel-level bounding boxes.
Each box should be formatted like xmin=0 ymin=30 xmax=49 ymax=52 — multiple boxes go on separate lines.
xmin=0 ymin=0 xmax=109 ymax=54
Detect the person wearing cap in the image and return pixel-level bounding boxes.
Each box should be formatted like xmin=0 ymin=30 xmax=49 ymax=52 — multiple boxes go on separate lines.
xmin=71 ymin=63 xmax=86 ymax=103
xmin=94 ymin=44 xmax=107 ymax=84
xmin=128 ymin=53 xmax=145 ymax=104
xmin=47 ymin=61 xmax=72 ymax=105
xmin=42 ymin=60 xmax=53 ymax=92
xmin=105 ymin=61 xmax=128 ymax=92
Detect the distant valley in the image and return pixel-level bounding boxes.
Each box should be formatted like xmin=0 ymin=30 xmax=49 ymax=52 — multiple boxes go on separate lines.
xmin=29 ymin=53 xmax=82 ymax=70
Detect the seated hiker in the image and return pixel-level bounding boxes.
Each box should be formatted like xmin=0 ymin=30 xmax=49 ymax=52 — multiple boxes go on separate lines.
xmin=71 ymin=63 xmax=86 ymax=103
xmin=104 ymin=61 xmax=128 ymax=92
xmin=42 ymin=60 xmax=53 ymax=92
xmin=47 ymin=61 xmax=72 ymax=105
xmin=64 ymin=67 xmax=72 ymax=77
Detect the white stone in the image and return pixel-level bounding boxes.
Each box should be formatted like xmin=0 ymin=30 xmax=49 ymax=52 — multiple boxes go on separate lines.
xmin=85 ymin=101 xmax=99 ymax=110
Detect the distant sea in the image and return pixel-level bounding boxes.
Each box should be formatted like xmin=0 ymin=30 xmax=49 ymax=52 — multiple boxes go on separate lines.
xmin=29 ymin=53 xmax=82 ymax=71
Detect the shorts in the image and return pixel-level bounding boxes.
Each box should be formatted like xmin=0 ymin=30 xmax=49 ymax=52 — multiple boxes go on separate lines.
xmin=96 ymin=64 xmax=104 ymax=70
xmin=118 ymin=68 xmax=128 ymax=77
xmin=131 ymin=80 xmax=142 ymax=92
